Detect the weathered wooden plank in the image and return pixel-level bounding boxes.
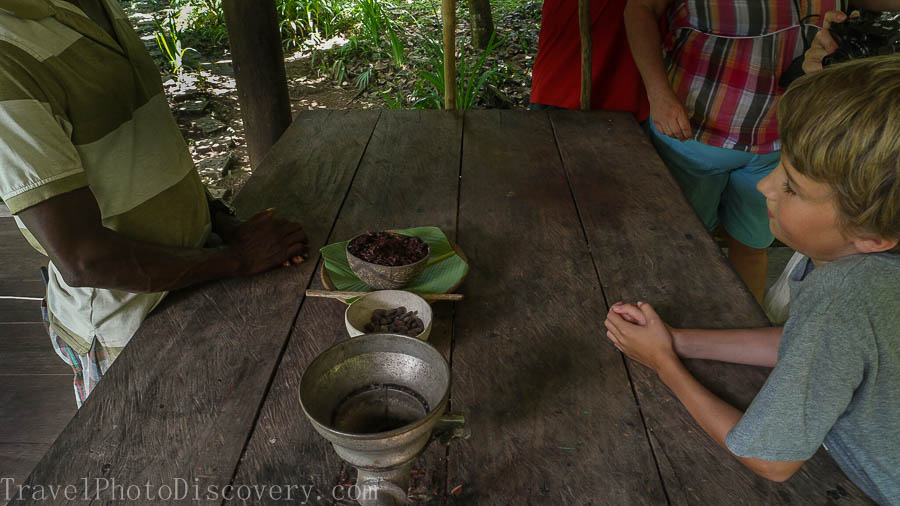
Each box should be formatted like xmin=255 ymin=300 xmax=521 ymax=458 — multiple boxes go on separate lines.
xmin=0 ymin=323 xmax=71 ymax=375
xmin=232 ymin=110 xmax=378 ymax=220
xmin=0 ymin=280 xmax=45 ymax=298
xmin=14 ymin=110 xmax=380 ymax=504
xmin=550 ymin=110 xmax=870 ymax=505
xmin=0 ymin=375 xmax=76 ymax=443
xmin=448 ymin=110 xmax=666 ymax=504
xmin=0 ymin=220 xmax=46 ymax=282
xmin=228 ymin=110 xmax=463 ymax=505
xmin=0 ymin=299 xmax=42 ymax=324
xmin=0 ymin=444 xmax=52 ymax=490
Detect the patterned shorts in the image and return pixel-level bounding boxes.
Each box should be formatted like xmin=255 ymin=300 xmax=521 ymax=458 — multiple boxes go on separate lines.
xmin=41 ymin=299 xmax=112 ymax=408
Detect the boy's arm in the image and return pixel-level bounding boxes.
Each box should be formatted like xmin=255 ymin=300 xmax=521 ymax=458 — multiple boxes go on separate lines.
xmin=672 ymin=327 xmax=783 ymax=367
xmin=657 ymin=360 xmax=806 ymax=481
xmin=612 ymin=303 xmax=782 ymax=367
xmin=605 ymin=303 xmax=806 ymax=482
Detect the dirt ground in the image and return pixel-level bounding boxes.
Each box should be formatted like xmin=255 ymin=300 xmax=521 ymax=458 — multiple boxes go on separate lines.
xmin=163 ymin=56 xmax=372 ymax=202
xmin=158 ymin=53 xmax=375 ymax=202
xmin=122 ymin=0 xmax=538 ymax=202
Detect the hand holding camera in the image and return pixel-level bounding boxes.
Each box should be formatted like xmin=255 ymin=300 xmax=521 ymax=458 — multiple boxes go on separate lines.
xmin=803 ymin=9 xmax=900 ymax=74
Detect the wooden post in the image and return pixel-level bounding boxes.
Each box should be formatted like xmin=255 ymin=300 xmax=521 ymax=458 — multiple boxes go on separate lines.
xmin=442 ymin=0 xmax=457 ymax=110
xmin=222 ymin=0 xmax=292 ymax=167
xmin=578 ymin=0 xmax=592 ymax=110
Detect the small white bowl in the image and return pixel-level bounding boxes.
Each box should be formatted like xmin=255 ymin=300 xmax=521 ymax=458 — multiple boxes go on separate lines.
xmin=345 ymin=290 xmax=433 ymax=341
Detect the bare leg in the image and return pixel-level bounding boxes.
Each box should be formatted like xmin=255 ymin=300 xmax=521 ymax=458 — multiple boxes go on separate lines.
xmin=724 ymin=230 xmax=767 ymax=304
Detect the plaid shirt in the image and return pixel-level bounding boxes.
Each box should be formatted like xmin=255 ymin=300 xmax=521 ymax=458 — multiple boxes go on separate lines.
xmin=664 ymin=0 xmax=845 ymax=153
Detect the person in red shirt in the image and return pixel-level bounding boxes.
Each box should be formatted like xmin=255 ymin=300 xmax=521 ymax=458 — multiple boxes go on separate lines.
xmin=529 ymin=0 xmax=650 ymax=121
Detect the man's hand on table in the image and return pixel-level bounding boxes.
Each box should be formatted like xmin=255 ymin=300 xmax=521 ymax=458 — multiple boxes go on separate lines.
xmin=18 ymin=188 xmax=310 ymax=293
xmin=221 ymin=208 xmax=309 ymax=275
xmin=604 ymin=301 xmax=680 ymax=373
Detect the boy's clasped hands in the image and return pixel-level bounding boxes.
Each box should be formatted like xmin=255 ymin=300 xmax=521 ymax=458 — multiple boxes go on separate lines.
xmin=604 ymin=301 xmax=678 ymax=374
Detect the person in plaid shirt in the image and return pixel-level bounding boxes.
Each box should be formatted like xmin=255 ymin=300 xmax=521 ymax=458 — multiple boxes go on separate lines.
xmin=624 ymin=0 xmax=899 ymax=303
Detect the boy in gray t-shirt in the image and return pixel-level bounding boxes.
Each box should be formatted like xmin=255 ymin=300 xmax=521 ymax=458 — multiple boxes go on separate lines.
xmin=604 ymin=56 xmax=900 ymax=504
xmin=727 ymin=253 xmax=899 ymax=504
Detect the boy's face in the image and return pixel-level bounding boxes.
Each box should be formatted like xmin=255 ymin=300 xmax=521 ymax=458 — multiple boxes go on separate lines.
xmin=757 ymin=157 xmax=860 ymax=264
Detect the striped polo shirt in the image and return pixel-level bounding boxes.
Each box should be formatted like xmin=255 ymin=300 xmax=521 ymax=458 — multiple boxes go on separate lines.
xmin=0 ymin=0 xmax=210 ymax=357
xmin=663 ymin=0 xmax=845 ymax=153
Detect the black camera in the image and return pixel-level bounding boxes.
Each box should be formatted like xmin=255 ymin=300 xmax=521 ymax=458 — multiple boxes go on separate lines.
xmin=822 ymin=10 xmax=900 ymax=66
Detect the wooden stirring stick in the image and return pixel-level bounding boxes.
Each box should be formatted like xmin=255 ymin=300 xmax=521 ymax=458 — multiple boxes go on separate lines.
xmin=305 ymin=290 xmax=463 ymax=302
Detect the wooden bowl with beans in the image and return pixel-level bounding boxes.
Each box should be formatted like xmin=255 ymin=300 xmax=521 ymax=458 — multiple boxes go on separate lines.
xmin=346 ymin=231 xmax=430 ymax=289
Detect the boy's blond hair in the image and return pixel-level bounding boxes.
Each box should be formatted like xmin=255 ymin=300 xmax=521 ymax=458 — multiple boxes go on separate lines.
xmin=778 ymin=55 xmax=900 ymax=248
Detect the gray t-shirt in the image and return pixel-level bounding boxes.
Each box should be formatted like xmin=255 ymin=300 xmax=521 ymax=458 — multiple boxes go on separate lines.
xmin=725 ymin=253 xmax=900 ymax=505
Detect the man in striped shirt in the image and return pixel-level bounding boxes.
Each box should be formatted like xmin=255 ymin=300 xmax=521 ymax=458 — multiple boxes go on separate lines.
xmin=0 ymin=0 xmax=308 ymax=406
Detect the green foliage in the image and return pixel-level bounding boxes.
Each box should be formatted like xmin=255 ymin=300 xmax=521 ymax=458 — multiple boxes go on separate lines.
xmin=413 ymin=32 xmax=445 ymax=109
xmin=168 ymin=0 xmax=351 ymax=51
xmin=378 ymin=88 xmax=404 ymax=109
xmin=354 ymin=0 xmax=406 ymax=65
xmin=356 ymin=0 xmax=385 ymax=46
xmin=457 ymin=31 xmax=502 ymax=108
xmin=154 ymin=10 xmax=199 ymax=74
xmin=414 ymin=29 xmax=503 ymax=109
xmin=332 ymin=59 xmax=348 ymax=83
xmin=278 ymin=0 xmax=349 ymax=49
xmin=154 ymin=0 xmax=532 ymax=110
xmin=168 ymin=0 xmax=227 ymax=47
xmin=492 ymin=0 xmax=542 ymax=19
xmin=355 ymin=66 xmax=374 ymax=89
xmin=387 ymin=25 xmax=406 ymax=66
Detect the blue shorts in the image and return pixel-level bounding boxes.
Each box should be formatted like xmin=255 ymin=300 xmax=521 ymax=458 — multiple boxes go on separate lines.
xmin=645 ymin=119 xmax=778 ymax=249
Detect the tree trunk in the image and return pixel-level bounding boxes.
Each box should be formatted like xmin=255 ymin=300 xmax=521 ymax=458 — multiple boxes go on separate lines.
xmin=222 ymin=0 xmax=292 ymax=168
xmin=469 ymin=0 xmax=494 ymax=50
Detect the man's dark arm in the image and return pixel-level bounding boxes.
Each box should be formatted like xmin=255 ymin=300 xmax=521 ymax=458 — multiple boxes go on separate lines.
xmin=17 ymin=187 xmax=308 ymax=293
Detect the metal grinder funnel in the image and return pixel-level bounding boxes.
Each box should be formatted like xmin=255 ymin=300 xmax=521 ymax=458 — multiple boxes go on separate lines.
xmin=299 ymin=333 xmax=466 ymax=505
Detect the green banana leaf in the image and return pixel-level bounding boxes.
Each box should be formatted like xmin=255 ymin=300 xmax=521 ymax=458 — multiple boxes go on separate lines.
xmin=320 ymin=226 xmax=469 ymax=297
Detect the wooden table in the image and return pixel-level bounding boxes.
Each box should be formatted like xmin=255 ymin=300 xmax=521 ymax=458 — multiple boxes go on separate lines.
xmin=15 ymin=111 xmax=869 ymax=505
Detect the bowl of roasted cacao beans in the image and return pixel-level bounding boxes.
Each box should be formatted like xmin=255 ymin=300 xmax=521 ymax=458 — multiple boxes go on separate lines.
xmin=346 ymin=231 xmax=430 ymax=289
xmin=345 ymin=290 xmax=433 ymax=340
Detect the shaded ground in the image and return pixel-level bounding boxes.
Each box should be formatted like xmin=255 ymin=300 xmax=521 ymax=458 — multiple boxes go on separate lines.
xmin=121 ymin=0 xmax=541 ymax=201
